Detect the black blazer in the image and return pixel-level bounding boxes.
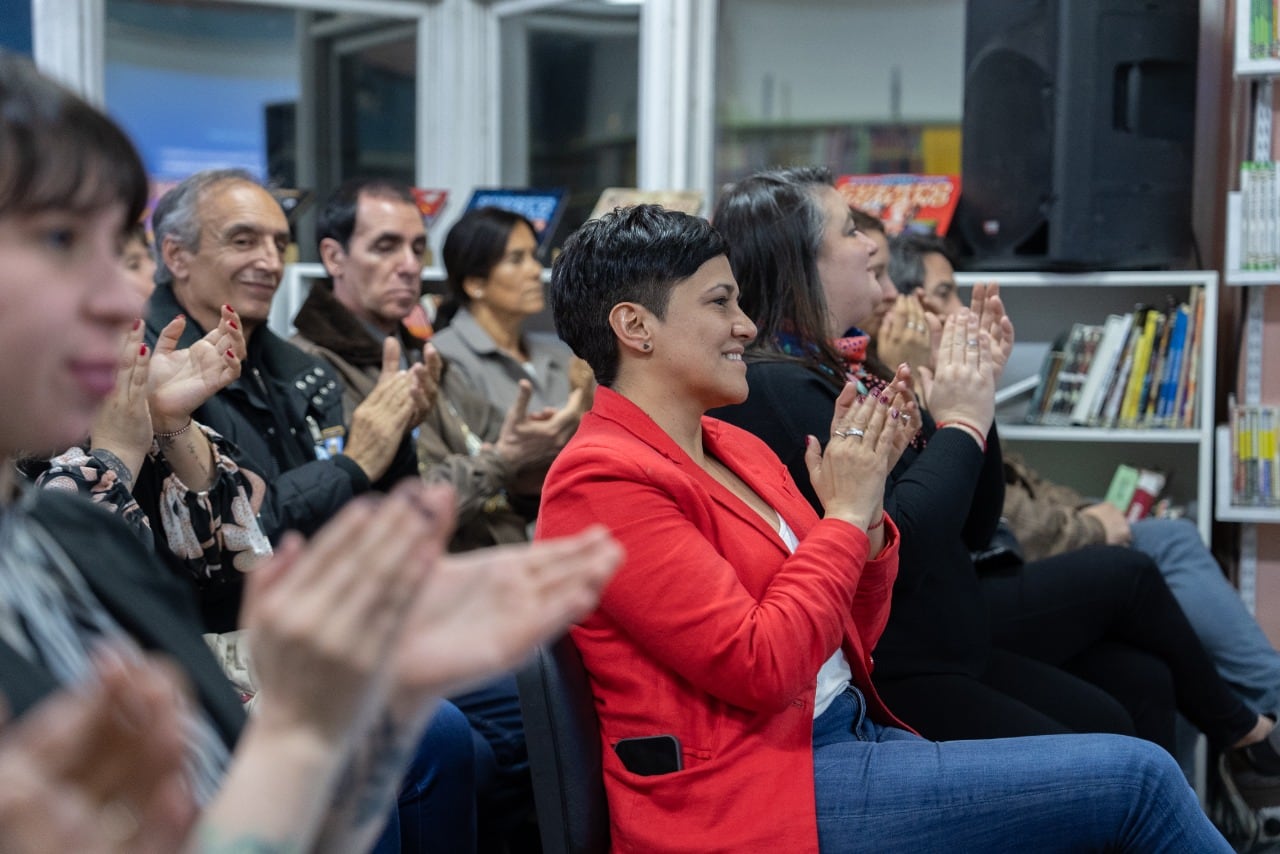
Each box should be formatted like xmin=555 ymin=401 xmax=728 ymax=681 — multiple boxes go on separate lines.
xmin=0 ymin=490 xmax=245 ymax=748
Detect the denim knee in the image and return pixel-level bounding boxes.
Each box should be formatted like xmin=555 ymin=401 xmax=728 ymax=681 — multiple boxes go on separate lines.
xmin=401 ymin=700 xmax=477 ymax=801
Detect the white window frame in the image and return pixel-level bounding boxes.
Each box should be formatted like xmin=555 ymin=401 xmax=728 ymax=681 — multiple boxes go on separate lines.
xmin=34 ymin=0 xmax=715 ymax=232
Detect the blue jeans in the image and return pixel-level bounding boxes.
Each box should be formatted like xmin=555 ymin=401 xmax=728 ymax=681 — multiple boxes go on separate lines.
xmin=370 ymin=700 xmax=478 ymax=854
xmin=813 ymin=686 xmax=1231 ymax=853
xmin=1131 ymin=517 xmax=1280 ymax=716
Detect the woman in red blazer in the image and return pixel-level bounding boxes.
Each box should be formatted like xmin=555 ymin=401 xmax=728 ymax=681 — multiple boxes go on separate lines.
xmin=538 ymin=204 xmax=1231 ymax=853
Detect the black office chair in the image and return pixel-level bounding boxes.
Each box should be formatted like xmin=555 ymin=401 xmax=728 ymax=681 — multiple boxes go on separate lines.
xmin=515 ymin=634 xmax=611 ymax=854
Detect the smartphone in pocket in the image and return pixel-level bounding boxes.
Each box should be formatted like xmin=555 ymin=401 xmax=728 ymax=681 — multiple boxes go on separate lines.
xmin=613 ymin=734 xmax=683 ymax=776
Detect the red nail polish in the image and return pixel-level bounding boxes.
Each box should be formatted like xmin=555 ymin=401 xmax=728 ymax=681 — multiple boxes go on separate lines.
xmin=228 ymin=320 xmax=238 ymax=330
xmin=225 ymin=349 xmax=235 ymax=358
xmin=132 ymin=318 xmax=141 ymax=331
xmin=224 ymin=304 xmax=235 ymax=313
xmin=139 ymin=344 xmax=148 ymax=356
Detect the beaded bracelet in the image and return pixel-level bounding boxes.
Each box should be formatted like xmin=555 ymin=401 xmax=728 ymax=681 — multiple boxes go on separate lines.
xmin=936 ymin=419 xmax=987 ymax=453
xmin=154 ymin=418 xmax=194 ymax=441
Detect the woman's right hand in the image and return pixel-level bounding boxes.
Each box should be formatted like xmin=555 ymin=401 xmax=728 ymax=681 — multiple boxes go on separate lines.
xmin=805 ymin=369 xmax=917 ymax=531
xmin=918 ymin=310 xmax=995 ymax=434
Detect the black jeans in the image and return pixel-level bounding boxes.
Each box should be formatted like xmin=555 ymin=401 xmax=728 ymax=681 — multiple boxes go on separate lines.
xmin=875 ymin=645 xmax=1137 ymax=742
xmin=983 ymin=544 xmax=1258 ymax=752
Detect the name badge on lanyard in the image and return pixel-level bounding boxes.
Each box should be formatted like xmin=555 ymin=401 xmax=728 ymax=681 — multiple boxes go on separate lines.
xmin=307 ymin=416 xmax=346 ymax=460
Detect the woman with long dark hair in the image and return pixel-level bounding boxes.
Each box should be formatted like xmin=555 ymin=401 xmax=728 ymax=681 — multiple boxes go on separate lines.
xmin=711 ymin=166 xmax=1277 ymax=761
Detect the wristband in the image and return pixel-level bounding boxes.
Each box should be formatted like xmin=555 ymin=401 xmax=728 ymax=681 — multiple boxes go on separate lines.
xmin=936 ymin=419 xmax=987 ymax=453
xmin=154 ymin=418 xmax=194 ymax=441
xmin=867 ymin=513 xmax=885 ymax=531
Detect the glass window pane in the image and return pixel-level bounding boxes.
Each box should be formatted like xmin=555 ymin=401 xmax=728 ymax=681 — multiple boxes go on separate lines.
xmin=500 ymin=1 xmax=640 ymax=255
xmin=104 ymin=0 xmax=299 ymax=183
xmin=715 ymin=0 xmax=965 ymax=187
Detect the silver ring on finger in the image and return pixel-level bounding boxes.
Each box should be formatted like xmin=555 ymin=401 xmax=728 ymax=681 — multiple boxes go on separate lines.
xmin=966 ymin=338 xmax=979 ymax=347
xmin=846 ymin=428 xmax=866 ymax=439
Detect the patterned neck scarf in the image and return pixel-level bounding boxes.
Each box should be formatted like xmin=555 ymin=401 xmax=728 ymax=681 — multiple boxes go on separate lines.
xmin=773 ymin=325 xmax=926 ymax=448
xmin=774 ymin=330 xmax=872 ymax=391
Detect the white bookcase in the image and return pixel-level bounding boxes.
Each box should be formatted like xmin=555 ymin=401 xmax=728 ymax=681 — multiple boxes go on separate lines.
xmin=955 ymin=271 xmax=1218 ymax=545
xmin=1214 ymin=5 xmax=1280 ymax=621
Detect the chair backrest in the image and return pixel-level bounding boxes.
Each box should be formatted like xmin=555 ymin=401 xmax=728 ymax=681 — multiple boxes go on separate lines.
xmin=515 ymin=634 xmax=611 ymax=854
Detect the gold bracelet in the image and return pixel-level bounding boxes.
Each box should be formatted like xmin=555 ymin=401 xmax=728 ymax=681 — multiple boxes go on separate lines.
xmin=154 ymin=418 xmax=194 ymax=441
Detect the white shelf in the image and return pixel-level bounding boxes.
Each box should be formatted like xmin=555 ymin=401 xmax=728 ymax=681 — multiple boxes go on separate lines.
xmin=1223 ymin=192 xmax=1280 ymax=285
xmin=1218 ymin=505 xmax=1280 ymax=522
xmin=1215 ymin=425 xmax=1280 ymax=523
xmin=1236 ymin=57 xmax=1280 ymax=78
xmin=998 ymin=425 xmax=1204 ymax=443
xmin=955 ymin=271 xmax=1217 ymax=545
xmin=955 ymin=271 xmax=1217 ymax=289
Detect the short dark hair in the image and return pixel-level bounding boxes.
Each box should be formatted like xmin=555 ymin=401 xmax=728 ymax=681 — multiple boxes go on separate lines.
xmin=316 ymin=177 xmax=417 ymax=253
xmin=441 ymin=207 xmax=539 ymax=306
xmin=711 ymin=166 xmax=847 ymax=384
xmin=888 ymin=232 xmax=956 ymax=295
xmin=0 ymin=51 xmax=147 ymax=229
xmin=550 ymin=205 xmax=727 ymax=387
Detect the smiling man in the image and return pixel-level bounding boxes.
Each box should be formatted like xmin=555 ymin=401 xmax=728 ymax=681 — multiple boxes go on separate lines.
xmin=147 ymin=170 xmax=429 ymax=628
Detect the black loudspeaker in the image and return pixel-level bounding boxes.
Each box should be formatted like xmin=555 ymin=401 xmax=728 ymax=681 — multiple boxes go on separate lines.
xmin=956 ymin=0 xmax=1199 ymax=270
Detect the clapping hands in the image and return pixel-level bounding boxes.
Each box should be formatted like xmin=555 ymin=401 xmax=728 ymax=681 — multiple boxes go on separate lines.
xmin=0 ymin=648 xmax=196 ymax=854
xmin=806 ymin=364 xmax=917 ymax=533
xmin=876 ymin=293 xmax=941 ymax=378
xmin=492 ymin=379 xmax=587 ymax=484
xmin=148 ymin=306 xmax=245 ymax=434
xmin=918 ymin=311 xmax=995 ymax=439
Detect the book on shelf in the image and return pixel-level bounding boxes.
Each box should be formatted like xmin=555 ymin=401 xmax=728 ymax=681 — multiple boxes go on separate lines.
xmin=1038 ymin=323 xmax=1102 ymax=426
xmin=1229 ymin=400 xmax=1280 ymax=507
xmin=1070 ymin=313 xmax=1133 ymax=425
xmin=1023 ymin=288 xmax=1203 ymax=429
xmin=1104 ymin=464 xmax=1168 ymax=522
xmin=1250 ymin=0 xmax=1279 ymax=59
xmin=1119 ymin=309 xmax=1161 ymax=426
xmin=1138 ymin=304 xmax=1176 ymax=424
xmin=834 ymin=173 xmax=960 ymax=236
xmin=1098 ymin=318 xmax=1144 ymax=427
xmin=1154 ymin=304 xmax=1190 ymax=424
xmin=1025 ymin=348 xmax=1066 ymax=425
xmin=1178 ymin=287 xmax=1205 ymax=428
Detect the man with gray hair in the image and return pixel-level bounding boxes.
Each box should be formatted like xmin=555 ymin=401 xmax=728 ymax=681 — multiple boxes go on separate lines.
xmin=146 ymin=168 xmax=431 ymax=632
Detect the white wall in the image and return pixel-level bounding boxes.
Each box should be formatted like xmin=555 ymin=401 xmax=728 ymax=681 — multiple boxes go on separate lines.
xmin=717 ymin=0 xmax=965 ymax=125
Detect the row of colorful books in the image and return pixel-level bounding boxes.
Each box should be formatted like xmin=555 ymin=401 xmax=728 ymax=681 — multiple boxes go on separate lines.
xmin=1229 ymin=403 xmax=1280 ymax=507
xmin=1249 ymin=0 xmax=1280 ymax=59
xmin=1024 ymin=288 xmax=1205 ymax=428
xmin=1238 ymin=161 xmax=1280 ymax=270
